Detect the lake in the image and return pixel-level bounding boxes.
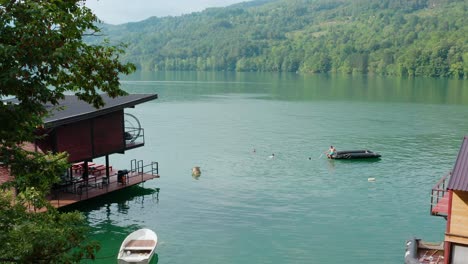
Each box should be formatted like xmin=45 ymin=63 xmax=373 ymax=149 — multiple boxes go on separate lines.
xmin=74 ymin=72 xmax=468 ymax=263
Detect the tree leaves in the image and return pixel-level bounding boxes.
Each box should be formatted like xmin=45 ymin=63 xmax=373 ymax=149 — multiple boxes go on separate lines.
xmin=97 ymin=0 xmax=467 ymax=78
xmin=0 ymin=0 xmax=134 ymax=262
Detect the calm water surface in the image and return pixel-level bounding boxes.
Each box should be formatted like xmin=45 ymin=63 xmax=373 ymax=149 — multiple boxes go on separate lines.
xmin=75 ymin=72 xmax=468 ymax=263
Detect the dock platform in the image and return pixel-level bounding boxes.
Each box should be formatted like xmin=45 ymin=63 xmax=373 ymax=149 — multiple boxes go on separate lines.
xmin=48 ymin=164 xmax=159 ymax=209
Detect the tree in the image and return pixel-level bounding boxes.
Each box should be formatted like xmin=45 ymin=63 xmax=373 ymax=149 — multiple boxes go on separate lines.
xmin=0 ymin=0 xmax=135 ymax=262
xmin=94 ymin=0 xmax=466 ymax=78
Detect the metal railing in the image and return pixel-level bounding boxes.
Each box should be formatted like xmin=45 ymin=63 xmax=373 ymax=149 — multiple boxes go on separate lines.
xmin=51 ymin=160 xmax=159 ymax=207
xmin=430 ymin=171 xmax=451 ymax=216
xmin=125 ymin=127 xmax=145 ymax=148
xmin=130 ymin=159 xmax=159 ymax=183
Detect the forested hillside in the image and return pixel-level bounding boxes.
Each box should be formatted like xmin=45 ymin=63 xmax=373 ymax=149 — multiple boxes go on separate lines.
xmin=95 ymin=0 xmax=467 ymax=78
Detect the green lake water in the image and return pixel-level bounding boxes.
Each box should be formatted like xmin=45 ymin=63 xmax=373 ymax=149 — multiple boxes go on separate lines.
xmin=73 ymin=72 xmax=468 ymax=263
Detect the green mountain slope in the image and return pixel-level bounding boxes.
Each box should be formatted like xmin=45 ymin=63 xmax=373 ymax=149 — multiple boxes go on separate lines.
xmin=94 ymin=0 xmax=467 ymax=78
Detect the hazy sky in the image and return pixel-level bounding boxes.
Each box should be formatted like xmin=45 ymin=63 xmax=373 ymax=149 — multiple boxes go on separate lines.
xmin=86 ymin=0 xmax=249 ymax=25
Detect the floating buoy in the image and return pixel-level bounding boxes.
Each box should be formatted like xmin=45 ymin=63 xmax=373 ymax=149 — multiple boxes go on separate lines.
xmin=368 ymin=178 xmax=376 ymax=182
xmin=192 ymin=166 xmax=201 ymax=177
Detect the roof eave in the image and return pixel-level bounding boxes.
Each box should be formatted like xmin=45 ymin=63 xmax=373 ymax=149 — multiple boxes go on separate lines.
xmin=45 ymin=94 xmax=158 ymax=128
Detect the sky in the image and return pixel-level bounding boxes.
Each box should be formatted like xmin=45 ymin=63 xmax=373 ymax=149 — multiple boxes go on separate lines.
xmin=85 ymin=0 xmax=250 ymax=25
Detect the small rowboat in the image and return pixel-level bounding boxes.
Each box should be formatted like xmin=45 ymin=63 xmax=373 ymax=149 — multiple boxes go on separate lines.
xmin=405 ymin=237 xmax=444 ymax=264
xmin=117 ymin=228 xmax=158 ymax=264
xmin=330 ymin=150 xmax=381 ymax=159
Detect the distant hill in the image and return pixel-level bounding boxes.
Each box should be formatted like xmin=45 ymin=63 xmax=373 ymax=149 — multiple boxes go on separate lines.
xmin=91 ymin=0 xmax=467 ymax=78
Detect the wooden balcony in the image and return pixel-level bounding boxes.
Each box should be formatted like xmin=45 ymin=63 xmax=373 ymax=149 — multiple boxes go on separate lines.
xmin=124 ymin=128 xmax=145 ymax=151
xmin=48 ymin=161 xmax=159 ymax=209
xmin=430 ymin=172 xmax=451 ymax=217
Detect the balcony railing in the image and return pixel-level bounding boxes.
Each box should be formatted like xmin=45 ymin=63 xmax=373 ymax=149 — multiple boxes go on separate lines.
xmin=125 ymin=127 xmax=145 ymax=150
xmin=430 ymin=172 xmax=451 ymax=217
xmin=130 ymin=159 xmax=159 ymax=181
xmin=49 ymin=159 xmax=159 ymax=208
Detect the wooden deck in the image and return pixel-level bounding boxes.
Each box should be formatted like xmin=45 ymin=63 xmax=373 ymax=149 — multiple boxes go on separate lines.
xmin=412 ymin=239 xmax=445 ymax=264
xmin=48 ymin=165 xmax=159 ymax=209
xmin=430 ymin=172 xmax=450 ymax=217
xmin=432 ymin=193 xmax=449 ymax=216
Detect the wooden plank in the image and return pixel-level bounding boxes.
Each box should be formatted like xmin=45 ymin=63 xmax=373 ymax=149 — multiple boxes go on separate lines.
xmin=126 ymin=240 xmax=156 ymax=248
xmin=449 ymin=191 xmax=468 ymax=237
xmin=48 ymin=168 xmax=159 ymax=209
xmin=432 ymin=193 xmax=449 ymax=215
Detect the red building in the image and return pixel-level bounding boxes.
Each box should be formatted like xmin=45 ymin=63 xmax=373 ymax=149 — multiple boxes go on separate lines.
xmin=407 ymin=136 xmax=468 ymax=263
xmin=1 ymin=94 xmax=159 ymax=208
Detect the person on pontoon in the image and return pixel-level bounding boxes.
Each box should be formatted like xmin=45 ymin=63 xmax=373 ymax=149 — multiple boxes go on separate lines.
xmin=327 ymin=146 xmax=336 ymax=159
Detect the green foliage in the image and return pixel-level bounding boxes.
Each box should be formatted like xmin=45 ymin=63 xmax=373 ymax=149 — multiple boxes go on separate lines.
xmin=6 ymin=151 xmax=69 ymax=210
xmin=0 ymin=0 xmax=134 ymax=262
xmin=0 ymin=191 xmax=100 ymax=263
xmin=96 ymin=0 xmax=467 ymax=78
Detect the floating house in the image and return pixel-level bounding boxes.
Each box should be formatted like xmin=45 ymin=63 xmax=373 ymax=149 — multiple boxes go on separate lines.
xmin=407 ymin=136 xmax=468 ymax=264
xmin=1 ymin=94 xmax=159 ymax=208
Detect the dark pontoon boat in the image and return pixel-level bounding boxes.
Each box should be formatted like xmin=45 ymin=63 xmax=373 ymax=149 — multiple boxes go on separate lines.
xmin=330 ymin=150 xmax=381 ymax=159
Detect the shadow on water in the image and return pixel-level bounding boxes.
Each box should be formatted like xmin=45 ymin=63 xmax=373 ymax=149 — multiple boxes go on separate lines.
xmin=329 ymin=158 xmax=382 ymax=163
xmin=63 ymin=185 xmax=162 ymax=264
xmin=126 ymin=71 xmax=468 ymax=105
xmin=60 ymin=185 xmax=160 ymax=213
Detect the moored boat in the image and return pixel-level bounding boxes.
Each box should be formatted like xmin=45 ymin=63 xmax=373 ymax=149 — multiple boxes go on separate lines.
xmin=405 ymin=237 xmax=444 ymax=264
xmin=330 ymin=150 xmax=381 ymax=159
xmin=117 ymin=228 xmax=158 ymax=264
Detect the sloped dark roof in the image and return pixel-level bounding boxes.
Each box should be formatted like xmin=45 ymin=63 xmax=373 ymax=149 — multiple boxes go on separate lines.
xmin=447 ymin=136 xmax=468 ymax=191
xmin=4 ymin=94 xmax=157 ymax=128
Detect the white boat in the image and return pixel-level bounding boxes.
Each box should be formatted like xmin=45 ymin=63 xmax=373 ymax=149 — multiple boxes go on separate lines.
xmin=405 ymin=237 xmax=444 ymax=264
xmin=117 ymin=228 xmax=158 ymax=264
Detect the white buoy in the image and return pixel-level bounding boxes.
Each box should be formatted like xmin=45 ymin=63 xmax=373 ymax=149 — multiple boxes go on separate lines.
xmin=368 ymin=178 xmax=376 ymax=182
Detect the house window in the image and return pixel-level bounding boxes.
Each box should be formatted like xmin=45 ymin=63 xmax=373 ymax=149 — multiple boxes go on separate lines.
xmin=452 ymin=244 xmax=468 ymax=264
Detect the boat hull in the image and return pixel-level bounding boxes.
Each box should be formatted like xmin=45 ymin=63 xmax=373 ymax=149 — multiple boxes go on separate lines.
xmin=118 ymin=228 xmax=158 ymax=264
xmin=118 ymin=258 xmax=152 ymax=264
xmin=330 ymin=150 xmax=381 ymax=159
xmin=405 ymin=238 xmax=444 ymax=264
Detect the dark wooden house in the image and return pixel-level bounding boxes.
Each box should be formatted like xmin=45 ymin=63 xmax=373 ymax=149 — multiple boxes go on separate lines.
xmin=2 ymin=94 xmax=160 ymax=208
xmin=36 ymin=94 xmax=156 ymax=162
